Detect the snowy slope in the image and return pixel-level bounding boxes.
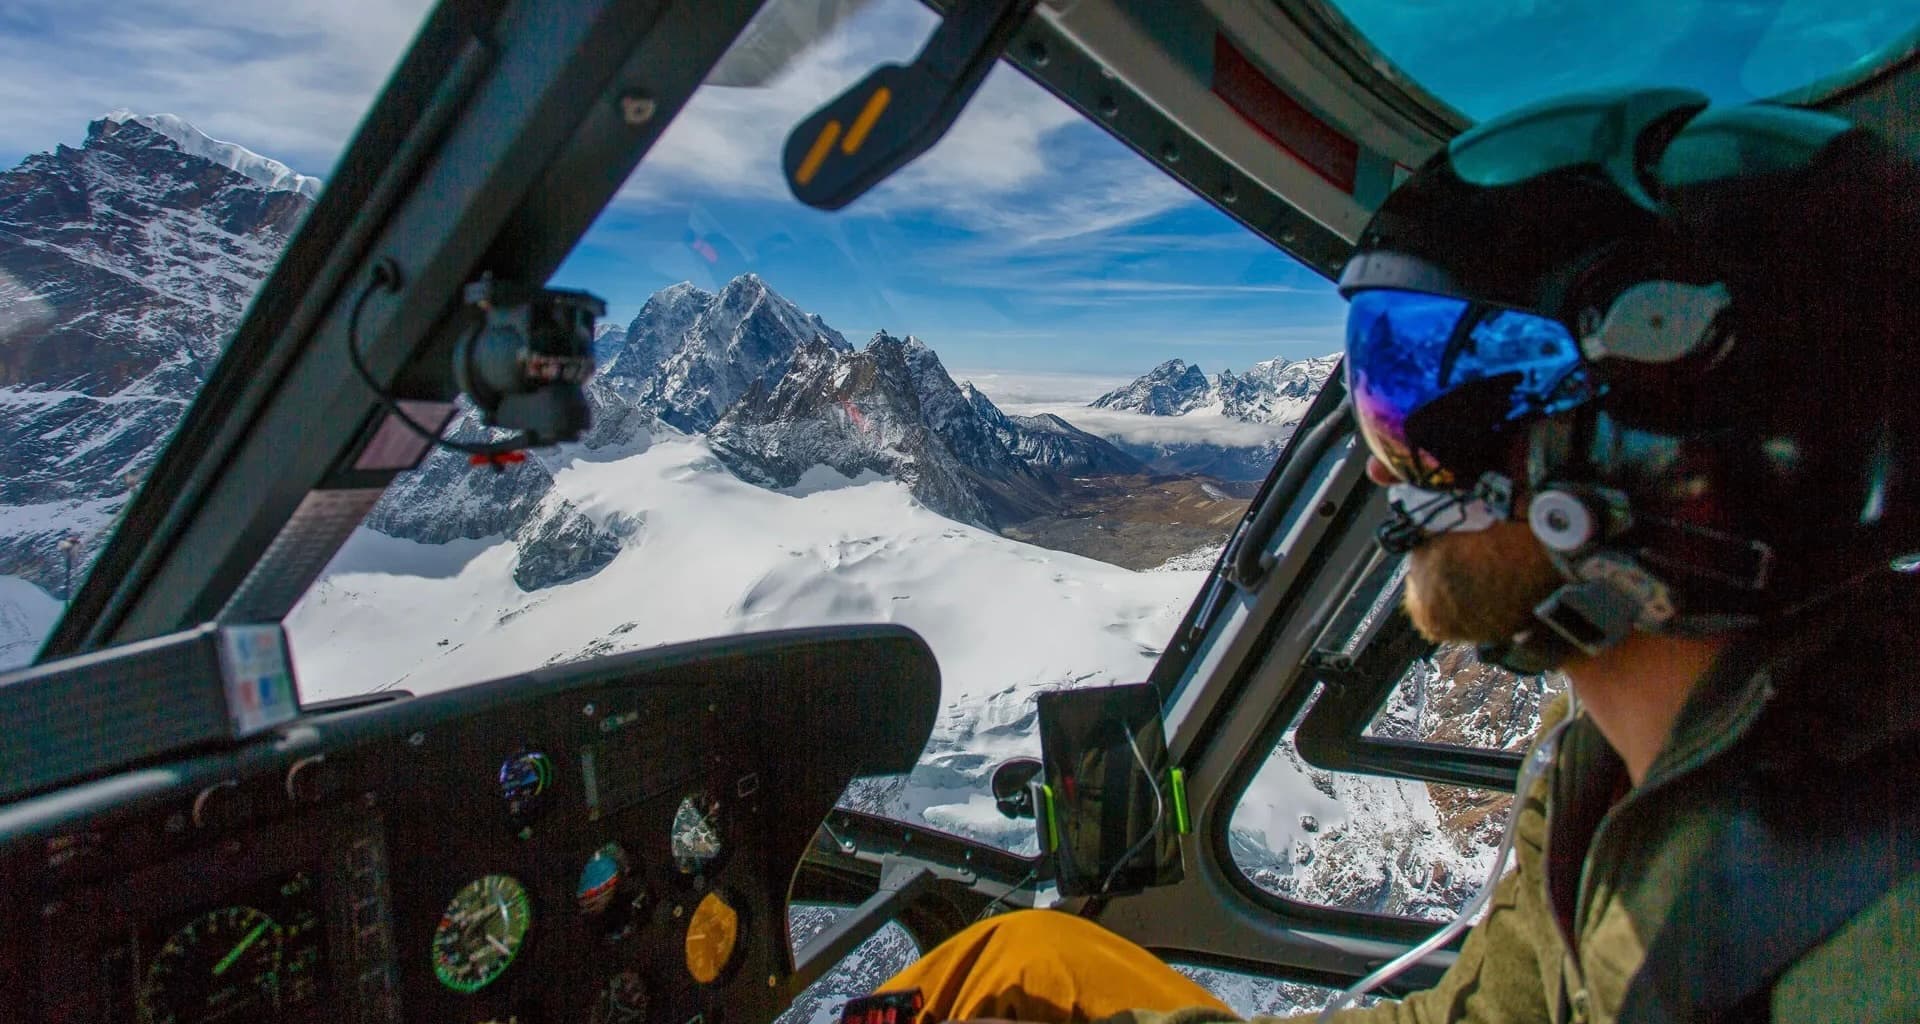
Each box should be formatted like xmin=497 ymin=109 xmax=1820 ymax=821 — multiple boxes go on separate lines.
xmin=289 ymin=433 xmax=1196 ymax=702
xmin=0 ymin=575 xmax=59 ymax=671
xmin=102 ymin=110 xmax=324 ymax=199
xmin=289 ymin=430 xmax=1196 ymax=699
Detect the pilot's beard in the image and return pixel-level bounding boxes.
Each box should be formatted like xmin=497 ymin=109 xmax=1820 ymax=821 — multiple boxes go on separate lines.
xmin=1403 ymin=522 xmax=1563 ymax=646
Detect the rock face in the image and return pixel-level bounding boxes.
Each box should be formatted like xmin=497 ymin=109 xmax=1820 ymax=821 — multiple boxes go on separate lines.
xmin=0 ymin=115 xmax=316 ymax=592
xmin=591 ymin=321 xmax=627 ymax=362
xmin=1092 ymin=356 xmax=1339 ymax=425
xmin=0 ymin=113 xmax=643 ymax=598
xmin=1369 ymin=643 xmax=1564 ymax=754
xmin=778 ymin=911 xmax=920 ymax=1024
xmin=1091 ymin=358 xmax=1213 ymax=415
xmin=599 ymin=274 xmax=851 ymax=432
xmin=363 ymin=413 xmax=626 ymax=591
xmin=1089 ymin=355 xmax=1341 ymax=481
xmin=1212 ymin=356 xmax=1340 ymax=424
xmin=963 ymin=382 xmax=1144 ymax=477
xmin=709 ymin=332 xmax=1061 ymax=528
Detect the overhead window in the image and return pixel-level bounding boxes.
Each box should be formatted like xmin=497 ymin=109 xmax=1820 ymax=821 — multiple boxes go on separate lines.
xmin=1322 ymin=0 xmax=1920 ymax=120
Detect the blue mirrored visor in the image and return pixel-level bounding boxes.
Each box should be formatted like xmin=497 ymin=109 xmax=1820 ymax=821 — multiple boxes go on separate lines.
xmin=1345 ymin=289 xmax=1597 ymax=488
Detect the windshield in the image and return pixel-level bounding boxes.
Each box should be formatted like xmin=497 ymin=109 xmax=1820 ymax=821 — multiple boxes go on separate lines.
xmin=0 ymin=0 xmax=435 ymax=668
xmin=270 ymin=0 xmax=1342 ymax=852
xmin=1328 ymin=0 xmax=1920 ymax=119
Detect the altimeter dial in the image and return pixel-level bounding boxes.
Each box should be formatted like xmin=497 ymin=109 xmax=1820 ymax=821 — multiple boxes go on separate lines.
xmin=139 ymin=905 xmax=283 ymax=1024
xmin=430 ymin=874 xmax=532 ymax=993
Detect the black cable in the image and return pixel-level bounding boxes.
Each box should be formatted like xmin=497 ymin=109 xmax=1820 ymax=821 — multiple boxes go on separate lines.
xmin=974 ymin=865 xmax=1040 ymax=921
xmin=344 ymin=264 xmax=529 ymax=460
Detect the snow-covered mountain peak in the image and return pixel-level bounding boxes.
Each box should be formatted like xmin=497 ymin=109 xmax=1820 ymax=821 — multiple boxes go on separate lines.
xmin=596 ymin=274 xmax=849 ymax=432
xmin=1094 ymin=353 xmax=1339 ymax=426
xmin=652 ymin=281 xmax=712 ymax=307
xmin=100 ymin=110 xmax=323 ymax=199
xmin=715 ymin=271 xmax=769 ymax=308
xmin=1091 ymin=358 xmax=1213 ymax=415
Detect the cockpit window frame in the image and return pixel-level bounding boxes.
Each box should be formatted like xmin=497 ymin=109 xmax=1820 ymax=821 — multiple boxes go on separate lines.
xmin=1292 ymin=608 xmax=1526 ymax=794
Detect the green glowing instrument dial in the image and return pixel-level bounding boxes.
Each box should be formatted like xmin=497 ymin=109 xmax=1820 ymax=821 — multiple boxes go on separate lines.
xmin=430 ymin=874 xmax=532 ymax=993
xmin=139 ymin=905 xmax=282 ymax=1023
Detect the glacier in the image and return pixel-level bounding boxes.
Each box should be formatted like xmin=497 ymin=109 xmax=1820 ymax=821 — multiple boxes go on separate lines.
xmin=102 ymin=110 xmax=325 ymax=199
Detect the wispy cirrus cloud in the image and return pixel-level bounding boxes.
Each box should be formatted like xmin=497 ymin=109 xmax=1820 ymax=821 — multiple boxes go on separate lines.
xmin=0 ymin=0 xmax=431 ymax=173
xmin=621 ymin=0 xmax=1191 ymax=245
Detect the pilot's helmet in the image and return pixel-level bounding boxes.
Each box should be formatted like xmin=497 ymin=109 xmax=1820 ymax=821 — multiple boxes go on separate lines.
xmin=1337 ymin=87 xmax=1920 ymax=669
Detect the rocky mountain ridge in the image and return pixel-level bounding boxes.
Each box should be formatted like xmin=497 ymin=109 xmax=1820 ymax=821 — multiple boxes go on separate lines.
xmin=101 ymin=110 xmax=324 ymax=199
xmin=598 ymin=274 xmax=851 ymax=432
xmin=1088 ymin=355 xmax=1340 ymax=480
xmin=963 ymin=382 xmax=1145 ymax=477
xmin=710 ymin=331 xmax=1062 ymax=529
xmin=0 ymin=114 xmax=315 ymax=594
xmin=1092 ymin=355 xmax=1339 ymax=424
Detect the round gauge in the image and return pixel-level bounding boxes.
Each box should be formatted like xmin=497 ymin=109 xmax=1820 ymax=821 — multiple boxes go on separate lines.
xmin=683 ymin=891 xmax=741 ymax=985
xmin=139 ymin=905 xmax=282 ymax=1023
xmin=499 ymin=751 xmax=554 ymax=820
xmin=431 ymin=875 xmax=533 ymax=993
xmin=575 ymin=843 xmax=629 ymax=915
xmin=671 ymin=794 xmax=723 ymax=875
xmin=589 ymin=969 xmax=650 ymax=1024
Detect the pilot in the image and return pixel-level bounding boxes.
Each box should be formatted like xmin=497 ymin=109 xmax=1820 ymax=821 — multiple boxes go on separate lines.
xmin=863 ymin=88 xmax=1920 ymax=1023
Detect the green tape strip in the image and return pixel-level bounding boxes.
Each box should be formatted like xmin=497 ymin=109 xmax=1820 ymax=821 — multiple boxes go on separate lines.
xmin=1170 ymin=768 xmax=1191 ymax=835
xmin=1040 ymin=783 xmax=1060 ymax=852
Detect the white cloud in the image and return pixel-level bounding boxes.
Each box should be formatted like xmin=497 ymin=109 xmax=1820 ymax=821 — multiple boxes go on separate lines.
xmin=0 ymin=0 xmax=432 ymax=174
xmin=1001 ymin=403 xmax=1293 ymax=448
xmin=948 ymin=369 xmax=1131 ymax=405
xmin=1038 ymin=280 xmax=1325 ymax=297
xmin=0 ymin=0 xmax=1185 ymax=246
xmin=620 ymin=0 xmax=1194 ymax=244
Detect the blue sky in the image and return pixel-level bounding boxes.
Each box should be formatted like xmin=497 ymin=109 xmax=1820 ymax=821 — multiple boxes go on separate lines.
xmin=547 ymin=0 xmax=1348 ymax=375
xmin=2 ymin=0 xmax=1914 ymax=377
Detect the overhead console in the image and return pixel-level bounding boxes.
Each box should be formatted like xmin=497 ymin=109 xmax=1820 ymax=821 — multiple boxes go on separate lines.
xmin=0 ymin=625 xmax=939 ymax=1024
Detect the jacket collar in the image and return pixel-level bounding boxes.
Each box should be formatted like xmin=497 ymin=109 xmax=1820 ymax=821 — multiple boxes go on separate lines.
xmin=1647 ymin=572 xmax=1920 ymax=787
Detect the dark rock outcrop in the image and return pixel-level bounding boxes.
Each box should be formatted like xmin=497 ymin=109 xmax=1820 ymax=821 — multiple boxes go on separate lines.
xmin=0 ymin=116 xmax=314 ymax=591
xmin=709 ymin=332 xmax=1059 ymax=528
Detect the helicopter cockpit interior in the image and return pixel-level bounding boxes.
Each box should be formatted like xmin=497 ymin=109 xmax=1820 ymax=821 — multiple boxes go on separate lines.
xmin=2 ymin=0 xmax=1916 ymax=1022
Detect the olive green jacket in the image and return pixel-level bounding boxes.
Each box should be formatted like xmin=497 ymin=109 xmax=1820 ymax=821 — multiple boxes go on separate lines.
xmin=1118 ymin=576 xmax=1920 ymax=1024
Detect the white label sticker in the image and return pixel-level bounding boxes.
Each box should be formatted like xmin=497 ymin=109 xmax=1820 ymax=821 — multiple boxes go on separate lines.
xmin=219 ymin=625 xmax=299 ymax=735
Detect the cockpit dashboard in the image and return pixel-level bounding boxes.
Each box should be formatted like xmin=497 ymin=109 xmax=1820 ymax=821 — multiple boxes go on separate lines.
xmin=2 ymin=625 xmax=938 ymax=1024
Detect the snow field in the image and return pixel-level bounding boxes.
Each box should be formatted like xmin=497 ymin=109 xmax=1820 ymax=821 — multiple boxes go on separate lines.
xmin=0 ymin=575 xmax=59 ymax=671
xmin=287 ymin=434 xmax=1205 ymax=707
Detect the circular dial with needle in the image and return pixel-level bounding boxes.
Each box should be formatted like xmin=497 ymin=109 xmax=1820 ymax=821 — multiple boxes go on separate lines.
xmin=139 ymin=905 xmax=282 ymax=1023
xmin=684 ymin=891 xmax=741 ymax=985
xmin=430 ymin=875 xmax=533 ymax=993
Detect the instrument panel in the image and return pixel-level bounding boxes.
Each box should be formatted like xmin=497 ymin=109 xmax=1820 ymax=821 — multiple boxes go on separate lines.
xmin=1 ymin=625 xmax=940 ymax=1024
